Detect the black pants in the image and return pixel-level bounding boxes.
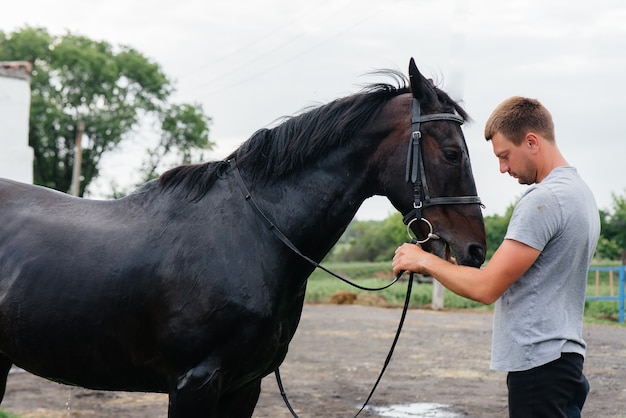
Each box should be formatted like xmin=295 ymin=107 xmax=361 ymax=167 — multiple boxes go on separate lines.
xmin=507 ymin=353 xmax=589 ymax=418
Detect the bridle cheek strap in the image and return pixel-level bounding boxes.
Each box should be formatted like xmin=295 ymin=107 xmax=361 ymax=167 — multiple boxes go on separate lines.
xmin=403 ymin=98 xmax=483 ymax=234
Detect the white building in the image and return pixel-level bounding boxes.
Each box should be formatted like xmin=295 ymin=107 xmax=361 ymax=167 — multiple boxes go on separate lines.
xmin=0 ymin=61 xmax=34 ymax=184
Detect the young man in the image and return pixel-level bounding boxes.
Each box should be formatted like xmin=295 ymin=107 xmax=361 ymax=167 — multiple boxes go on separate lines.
xmin=392 ymin=97 xmax=600 ymax=417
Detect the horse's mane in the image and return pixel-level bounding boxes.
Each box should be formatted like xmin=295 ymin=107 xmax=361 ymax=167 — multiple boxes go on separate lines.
xmin=158 ymin=70 xmax=468 ymax=201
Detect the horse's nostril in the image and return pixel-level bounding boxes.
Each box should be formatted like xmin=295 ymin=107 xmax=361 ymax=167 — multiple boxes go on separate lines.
xmin=468 ymin=243 xmax=486 ymax=267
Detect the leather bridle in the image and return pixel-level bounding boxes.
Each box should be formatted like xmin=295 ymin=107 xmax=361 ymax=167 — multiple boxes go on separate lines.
xmin=402 ymin=98 xmax=483 ymax=243
xmin=231 ymin=96 xmax=484 ymax=418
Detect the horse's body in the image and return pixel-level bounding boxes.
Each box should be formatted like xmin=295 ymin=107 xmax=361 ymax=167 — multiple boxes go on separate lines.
xmin=0 ymin=60 xmax=485 ymax=417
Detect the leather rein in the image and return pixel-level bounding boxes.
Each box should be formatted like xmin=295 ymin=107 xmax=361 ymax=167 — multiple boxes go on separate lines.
xmin=230 ymin=97 xmax=483 ymax=417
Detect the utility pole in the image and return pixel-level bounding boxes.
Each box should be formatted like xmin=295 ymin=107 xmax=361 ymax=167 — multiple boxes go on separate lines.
xmin=70 ymin=119 xmax=84 ymax=196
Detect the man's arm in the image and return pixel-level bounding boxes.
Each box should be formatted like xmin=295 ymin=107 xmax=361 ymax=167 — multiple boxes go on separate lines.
xmin=392 ymin=239 xmax=540 ymax=305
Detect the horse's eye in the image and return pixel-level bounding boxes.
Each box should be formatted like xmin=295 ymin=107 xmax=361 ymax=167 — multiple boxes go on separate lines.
xmin=443 ymin=149 xmax=461 ymax=164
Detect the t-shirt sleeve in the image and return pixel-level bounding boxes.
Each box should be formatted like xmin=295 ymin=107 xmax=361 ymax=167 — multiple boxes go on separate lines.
xmin=505 ymin=187 xmax=561 ymax=252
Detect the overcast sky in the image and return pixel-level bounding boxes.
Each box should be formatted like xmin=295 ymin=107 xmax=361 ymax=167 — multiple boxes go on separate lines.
xmin=2 ymin=0 xmax=625 ymax=220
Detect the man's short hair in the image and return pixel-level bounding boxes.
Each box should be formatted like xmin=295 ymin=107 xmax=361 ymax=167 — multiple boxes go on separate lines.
xmin=484 ymin=96 xmax=555 ymax=145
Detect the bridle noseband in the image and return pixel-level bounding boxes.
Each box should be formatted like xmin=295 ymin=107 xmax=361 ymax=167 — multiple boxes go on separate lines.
xmin=403 ymin=98 xmax=483 ymax=243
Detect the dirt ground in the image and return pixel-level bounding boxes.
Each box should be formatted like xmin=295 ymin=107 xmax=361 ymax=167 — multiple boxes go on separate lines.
xmin=2 ymin=304 xmax=625 ymax=417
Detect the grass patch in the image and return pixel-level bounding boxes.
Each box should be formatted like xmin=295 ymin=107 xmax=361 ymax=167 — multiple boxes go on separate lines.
xmin=306 ymin=262 xmax=486 ymax=310
xmin=307 ymin=262 xmax=625 ymax=325
xmin=586 ymin=265 xmax=625 ymax=324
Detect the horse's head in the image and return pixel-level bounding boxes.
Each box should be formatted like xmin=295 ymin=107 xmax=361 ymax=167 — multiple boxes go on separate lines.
xmin=379 ymin=58 xmax=486 ymax=267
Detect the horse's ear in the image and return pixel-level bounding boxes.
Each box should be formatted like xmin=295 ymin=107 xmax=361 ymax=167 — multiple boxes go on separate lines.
xmin=409 ymin=57 xmax=435 ymax=104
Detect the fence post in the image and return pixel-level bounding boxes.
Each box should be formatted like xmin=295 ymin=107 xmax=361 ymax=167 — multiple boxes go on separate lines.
xmin=432 ymin=279 xmax=444 ymax=310
xmin=618 ymin=264 xmax=626 ymax=323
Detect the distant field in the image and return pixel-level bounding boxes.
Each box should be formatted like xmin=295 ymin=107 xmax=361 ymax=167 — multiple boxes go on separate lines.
xmin=306 ymin=261 xmax=625 ymax=324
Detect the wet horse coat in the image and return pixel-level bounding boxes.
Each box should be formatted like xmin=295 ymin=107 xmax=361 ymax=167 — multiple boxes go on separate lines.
xmin=0 ymin=60 xmax=486 ymax=417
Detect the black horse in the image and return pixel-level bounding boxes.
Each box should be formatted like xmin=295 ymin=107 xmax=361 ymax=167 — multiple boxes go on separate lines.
xmin=0 ymin=59 xmax=485 ymax=417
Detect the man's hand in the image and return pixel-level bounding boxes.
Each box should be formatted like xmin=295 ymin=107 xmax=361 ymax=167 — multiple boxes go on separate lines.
xmin=392 ymin=242 xmax=436 ymax=276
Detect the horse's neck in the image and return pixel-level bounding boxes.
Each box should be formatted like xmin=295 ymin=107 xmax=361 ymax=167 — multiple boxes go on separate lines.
xmin=245 ymin=167 xmax=367 ymax=261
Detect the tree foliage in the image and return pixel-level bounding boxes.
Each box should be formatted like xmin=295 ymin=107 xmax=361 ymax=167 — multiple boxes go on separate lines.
xmin=0 ymin=26 xmax=212 ymax=196
xmin=330 ymin=212 xmax=406 ymax=262
xmin=596 ymin=192 xmax=626 ymax=260
xmin=484 ymin=203 xmax=515 ymax=259
xmin=330 ymin=191 xmax=626 ymax=263
xmin=333 ymin=203 xmax=516 ymax=263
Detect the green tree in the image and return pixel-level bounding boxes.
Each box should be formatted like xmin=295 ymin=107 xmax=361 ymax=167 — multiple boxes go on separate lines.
xmin=330 ymin=212 xmax=406 ymax=262
xmin=140 ymin=103 xmax=212 ymax=181
xmin=484 ymin=203 xmax=515 ymax=260
xmin=0 ymin=26 xmax=212 ymax=196
xmin=597 ymin=192 xmax=626 ymax=260
xmin=384 ymin=212 xmax=409 ymax=246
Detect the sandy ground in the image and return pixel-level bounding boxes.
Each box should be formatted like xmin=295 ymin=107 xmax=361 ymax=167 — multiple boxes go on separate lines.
xmin=2 ymin=304 xmax=625 ymax=417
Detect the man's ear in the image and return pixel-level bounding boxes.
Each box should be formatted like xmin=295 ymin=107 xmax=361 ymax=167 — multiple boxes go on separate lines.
xmin=526 ymin=133 xmax=539 ymax=151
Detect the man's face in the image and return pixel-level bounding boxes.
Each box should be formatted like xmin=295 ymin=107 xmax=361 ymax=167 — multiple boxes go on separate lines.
xmin=491 ymin=132 xmax=537 ymax=185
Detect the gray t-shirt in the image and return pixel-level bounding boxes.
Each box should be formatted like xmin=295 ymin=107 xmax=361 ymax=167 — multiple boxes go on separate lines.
xmin=490 ymin=166 xmax=600 ymax=372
